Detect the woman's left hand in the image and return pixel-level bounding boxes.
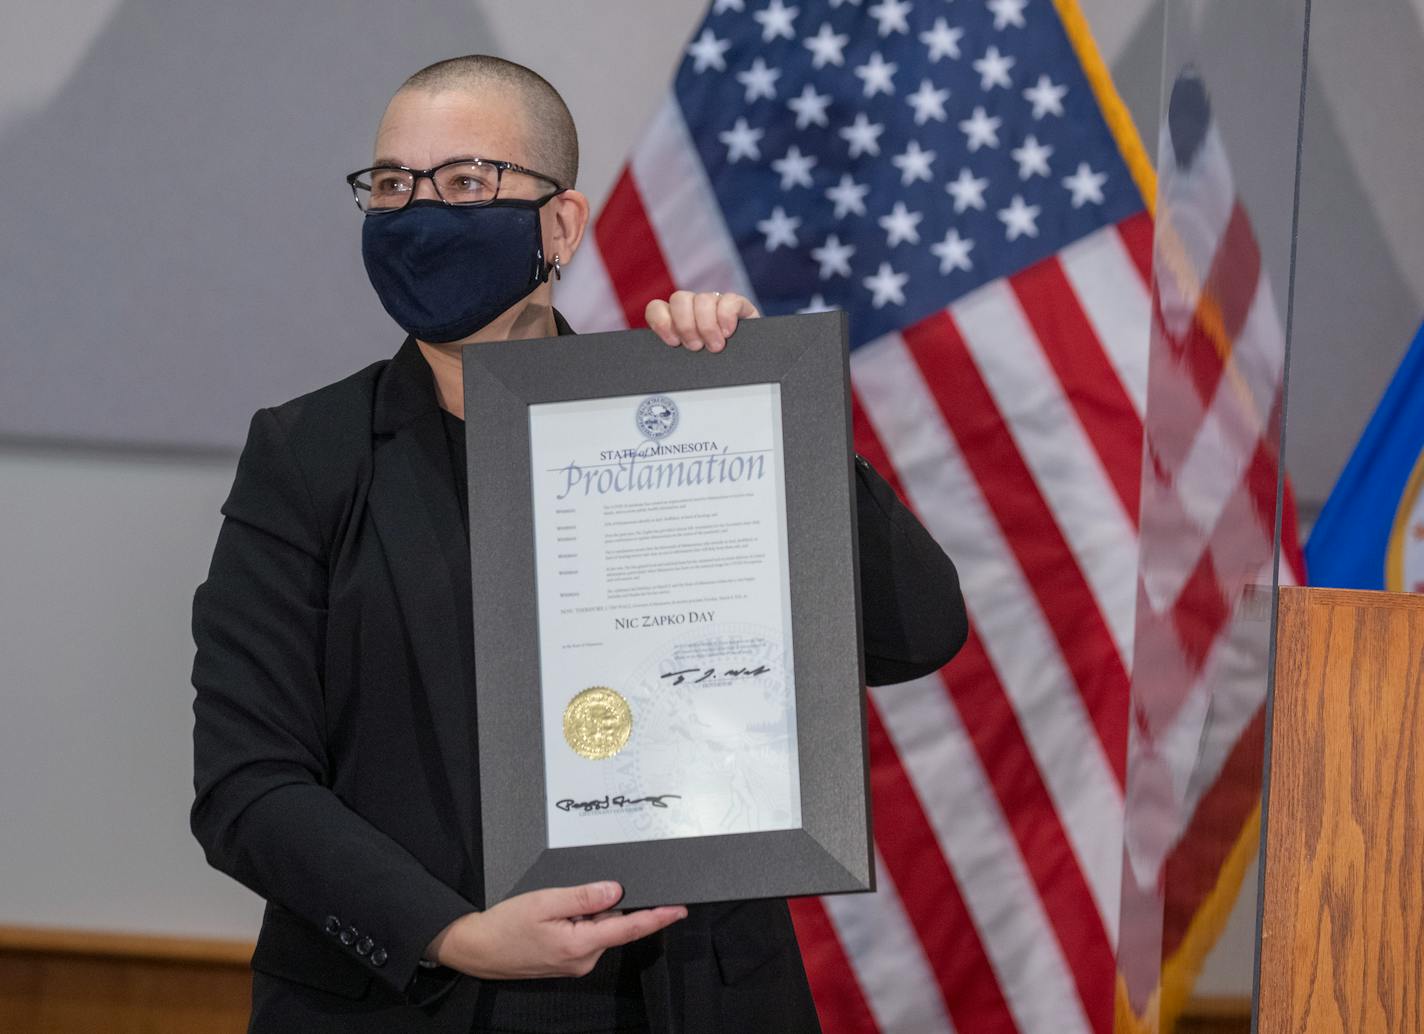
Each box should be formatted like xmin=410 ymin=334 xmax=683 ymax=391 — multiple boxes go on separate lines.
xmin=645 ymin=290 xmax=759 ymax=352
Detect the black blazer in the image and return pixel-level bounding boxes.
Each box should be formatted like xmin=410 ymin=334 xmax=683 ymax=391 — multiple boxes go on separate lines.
xmin=191 ymin=316 xmax=967 ymax=1034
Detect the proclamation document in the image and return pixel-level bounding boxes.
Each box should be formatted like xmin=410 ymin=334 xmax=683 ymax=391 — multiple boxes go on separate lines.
xmin=528 ymin=383 xmax=801 ymax=849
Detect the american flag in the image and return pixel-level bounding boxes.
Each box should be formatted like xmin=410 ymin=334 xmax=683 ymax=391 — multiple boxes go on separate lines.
xmin=560 ymin=2 xmax=1302 ymax=1031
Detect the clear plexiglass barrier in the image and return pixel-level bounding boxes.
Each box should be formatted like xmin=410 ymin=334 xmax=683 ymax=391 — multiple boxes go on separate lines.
xmin=1115 ymin=0 xmax=1309 ymax=1030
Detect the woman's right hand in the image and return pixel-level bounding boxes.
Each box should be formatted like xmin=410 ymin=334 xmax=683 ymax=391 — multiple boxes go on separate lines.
xmin=424 ymin=881 xmax=687 ymax=980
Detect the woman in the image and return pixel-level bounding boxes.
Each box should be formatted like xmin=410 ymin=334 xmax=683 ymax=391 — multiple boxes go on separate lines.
xmin=191 ymin=54 xmax=967 ymax=1034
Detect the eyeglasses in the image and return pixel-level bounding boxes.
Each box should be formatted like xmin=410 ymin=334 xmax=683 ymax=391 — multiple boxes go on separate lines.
xmin=345 ymin=157 xmax=564 ymax=213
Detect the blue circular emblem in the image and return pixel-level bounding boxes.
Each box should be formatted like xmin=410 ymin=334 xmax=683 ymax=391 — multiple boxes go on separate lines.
xmin=636 ymin=395 xmax=679 ymax=440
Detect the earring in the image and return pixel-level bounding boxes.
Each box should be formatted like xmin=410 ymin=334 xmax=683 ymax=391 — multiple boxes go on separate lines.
xmin=551 ymin=254 xmax=563 ymax=281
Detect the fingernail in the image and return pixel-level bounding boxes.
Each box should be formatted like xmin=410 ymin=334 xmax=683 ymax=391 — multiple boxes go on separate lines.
xmin=597 ymin=881 xmax=620 ymax=899
xmin=721 ymin=320 xmax=735 ymax=335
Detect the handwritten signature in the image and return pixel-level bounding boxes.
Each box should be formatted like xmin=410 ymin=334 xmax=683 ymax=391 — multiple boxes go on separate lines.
xmin=555 ymin=794 xmax=683 ymax=813
xmin=660 ymin=665 xmax=770 ymax=687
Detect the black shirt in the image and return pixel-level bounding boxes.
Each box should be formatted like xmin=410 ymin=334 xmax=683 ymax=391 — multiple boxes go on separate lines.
xmin=441 ymin=407 xmax=649 ymax=1034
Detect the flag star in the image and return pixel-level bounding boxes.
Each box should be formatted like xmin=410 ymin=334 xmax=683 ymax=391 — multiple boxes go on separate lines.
xmin=753 ymin=0 xmax=799 ymax=41
xmin=1063 ymin=162 xmax=1108 ymax=207
xmin=688 ymin=28 xmax=732 ymax=73
xmin=719 ymin=117 xmax=764 ymax=162
xmin=867 ymin=0 xmax=912 ymax=36
xmin=757 ymin=206 xmax=802 ymax=250
xmin=958 ymin=106 xmax=1002 ymax=151
xmin=998 ymin=194 xmax=1041 ymax=240
xmin=810 ymin=234 xmax=856 ymax=278
xmin=839 ymin=113 xmax=886 ymax=158
xmin=878 ymin=201 xmax=923 ymax=246
xmin=892 ymin=140 xmax=936 ymax=185
xmin=930 ymin=227 xmax=974 ymax=273
xmin=987 ymin=0 xmax=1028 ymax=30
xmin=854 ymin=51 xmax=898 ymax=97
xmin=798 ymin=294 xmax=835 ymax=314
xmin=946 ymin=167 xmax=990 ymax=211
xmin=825 ymin=173 xmax=870 ymax=217
xmin=1011 ymin=134 xmax=1053 ymax=179
xmin=919 ymin=16 xmax=964 ymax=61
xmin=771 ymin=145 xmax=818 ymax=189
xmin=804 ymin=22 xmax=850 ymax=68
xmin=713 ymin=0 xmax=745 ymax=12
xmin=863 ymin=262 xmax=909 ymax=308
xmin=906 ymin=78 xmax=950 ymax=125
xmin=736 ymin=57 xmax=782 ymax=102
xmin=1023 ymin=74 xmax=1068 ymax=118
xmin=973 ymin=46 xmax=1015 ymax=90
xmin=787 ymin=83 xmax=833 ymax=128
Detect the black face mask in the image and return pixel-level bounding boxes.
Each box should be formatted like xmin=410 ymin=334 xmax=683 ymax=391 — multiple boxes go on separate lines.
xmin=360 ymin=196 xmax=558 ymax=343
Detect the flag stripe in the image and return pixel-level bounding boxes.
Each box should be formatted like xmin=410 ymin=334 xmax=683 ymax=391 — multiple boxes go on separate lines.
xmin=559 ymin=224 xmax=628 ymax=333
xmin=1026 ymin=251 xmax=1147 ymax=508
xmin=865 ymin=704 xmax=1019 ymax=1033
xmin=1160 ymin=706 xmax=1265 ymax=958
xmin=1170 ymin=549 xmax=1230 ymax=673
xmin=1116 ymin=208 xmax=1155 ymax=289
xmin=788 ymin=897 xmax=881 ymax=1034
xmin=943 ymin=634 xmax=1117 ymax=1031
xmin=804 ymin=400 xmax=1024 ymax=1031
xmin=900 ymin=312 xmax=1132 ymax=782
xmin=1203 ymin=204 xmax=1263 ymax=347
xmin=594 ymin=169 xmax=677 ymax=329
xmin=851 ymin=404 xmax=1023 ymax=1033
xmin=823 ymin=853 xmax=958 ymax=1034
xmin=1176 ymin=399 xmax=1257 ymax=543
xmin=851 ymin=335 xmax=1126 ymax=932
xmin=857 ymin=398 xmax=1121 ymax=966
xmin=1164 ymin=204 xmax=1264 ymax=412
xmin=1148 ymin=477 xmax=1279 ymax=741
xmin=872 ymin=674 xmax=1094 ymax=1034
xmin=1058 ymin=221 xmax=1152 ymax=419
xmin=1232 ymin=284 xmax=1290 ymax=427
xmin=850 ymin=393 xmax=907 ymax=504
xmin=1162 ymin=553 xmax=1302 ymax=834
xmin=632 ymin=97 xmax=757 ymax=302
xmin=1152 ymin=484 xmax=1276 ymax=734
xmin=1160 ymin=503 xmax=1307 ymax=954
xmin=953 ymin=277 xmax=1139 ymax=662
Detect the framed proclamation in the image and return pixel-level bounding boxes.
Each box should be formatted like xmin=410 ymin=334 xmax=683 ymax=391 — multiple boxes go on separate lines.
xmin=462 ymin=310 xmax=871 ymax=909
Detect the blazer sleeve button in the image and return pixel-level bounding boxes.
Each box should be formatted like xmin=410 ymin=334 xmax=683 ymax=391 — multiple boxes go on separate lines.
xmin=370 ymin=948 xmax=388 ymax=967
xmin=356 ymin=936 xmax=374 ymax=956
xmin=340 ymin=925 xmax=358 ymax=946
xmin=323 ymin=916 xmax=341 ymax=936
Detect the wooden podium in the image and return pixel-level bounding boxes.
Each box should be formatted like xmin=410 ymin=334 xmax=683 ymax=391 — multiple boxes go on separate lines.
xmin=1257 ymin=587 xmax=1424 ymax=1032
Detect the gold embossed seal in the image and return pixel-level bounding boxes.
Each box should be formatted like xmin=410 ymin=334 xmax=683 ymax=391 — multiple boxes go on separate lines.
xmin=562 ymin=687 xmax=633 ymax=760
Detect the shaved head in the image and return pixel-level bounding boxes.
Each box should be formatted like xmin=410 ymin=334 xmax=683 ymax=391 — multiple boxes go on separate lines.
xmin=398 ymin=55 xmax=578 ymax=188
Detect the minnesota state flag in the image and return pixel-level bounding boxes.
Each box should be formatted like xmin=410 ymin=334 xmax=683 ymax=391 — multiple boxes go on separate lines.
xmin=1306 ymin=318 xmax=1424 ymax=593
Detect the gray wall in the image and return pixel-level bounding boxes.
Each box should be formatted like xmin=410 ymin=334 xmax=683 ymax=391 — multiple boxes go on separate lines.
xmin=3 ymin=0 xmax=1420 ymax=996
xmin=0 ymin=1 xmax=499 ymax=451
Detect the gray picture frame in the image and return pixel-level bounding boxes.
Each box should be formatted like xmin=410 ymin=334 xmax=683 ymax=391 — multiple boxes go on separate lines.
xmin=462 ymin=311 xmax=872 ymax=910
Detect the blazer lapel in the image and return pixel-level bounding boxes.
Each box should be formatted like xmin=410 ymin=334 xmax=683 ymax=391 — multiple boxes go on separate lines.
xmin=361 ymin=313 xmax=580 ymax=901
xmin=368 ymin=340 xmax=481 ymax=877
